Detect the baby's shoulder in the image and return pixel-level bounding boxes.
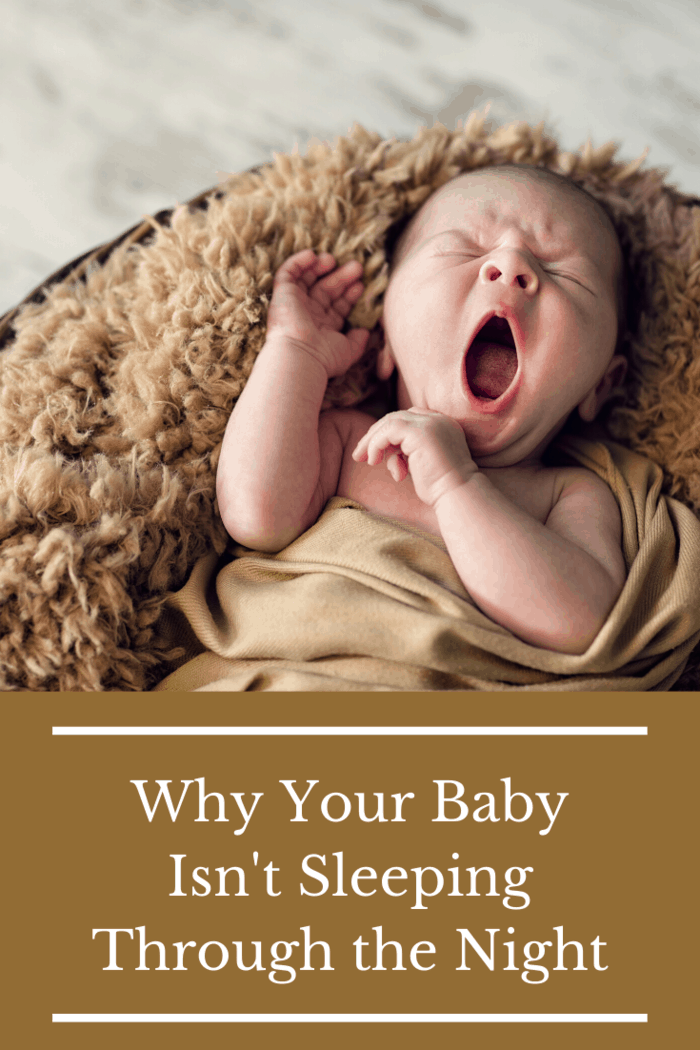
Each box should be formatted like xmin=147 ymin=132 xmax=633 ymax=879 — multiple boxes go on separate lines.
xmin=547 ymin=465 xmax=625 ymax=586
xmin=549 ymin=466 xmax=621 ymax=531
xmin=551 ymin=464 xmax=616 ymax=508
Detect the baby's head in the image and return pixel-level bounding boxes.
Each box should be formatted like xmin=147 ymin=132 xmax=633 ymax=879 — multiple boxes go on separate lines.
xmin=378 ymin=164 xmax=629 ymax=469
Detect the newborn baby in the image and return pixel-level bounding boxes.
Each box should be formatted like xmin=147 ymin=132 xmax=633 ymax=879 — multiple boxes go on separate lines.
xmin=217 ymin=164 xmax=629 ymax=655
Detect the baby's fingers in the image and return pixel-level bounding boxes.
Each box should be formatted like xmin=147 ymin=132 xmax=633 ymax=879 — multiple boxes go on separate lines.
xmin=359 ymin=434 xmax=403 ymax=469
xmin=351 ymin=429 xmax=372 ymax=462
xmin=387 ymin=452 xmax=409 ymax=483
xmin=315 ymin=258 xmax=363 ymax=295
xmin=312 ymin=259 xmax=365 ymax=316
xmin=274 ymin=249 xmax=336 ymax=288
xmin=352 ymin=430 xmax=383 ymax=464
xmin=352 ymin=421 xmax=408 ymax=482
xmin=353 ymin=417 xmax=400 ymax=464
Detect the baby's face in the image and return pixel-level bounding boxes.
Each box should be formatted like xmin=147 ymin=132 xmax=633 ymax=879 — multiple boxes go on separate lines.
xmin=378 ymin=167 xmax=626 ymax=468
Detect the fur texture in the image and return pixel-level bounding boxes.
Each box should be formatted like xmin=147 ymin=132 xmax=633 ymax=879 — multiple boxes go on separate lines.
xmin=1 ymin=114 xmax=699 ymax=690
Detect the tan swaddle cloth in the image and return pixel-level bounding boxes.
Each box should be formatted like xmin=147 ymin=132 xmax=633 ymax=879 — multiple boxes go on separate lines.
xmin=153 ymin=436 xmax=700 ymax=692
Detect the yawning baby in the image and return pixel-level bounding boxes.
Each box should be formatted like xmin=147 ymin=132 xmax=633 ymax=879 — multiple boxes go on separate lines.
xmin=216 ymin=164 xmax=629 ymax=656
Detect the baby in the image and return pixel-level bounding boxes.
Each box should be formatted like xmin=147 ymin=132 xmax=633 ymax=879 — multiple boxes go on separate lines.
xmin=216 ymin=164 xmax=629 ymax=656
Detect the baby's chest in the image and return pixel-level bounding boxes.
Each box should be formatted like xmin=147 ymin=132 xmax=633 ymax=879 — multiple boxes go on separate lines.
xmin=335 ymin=415 xmax=561 ymax=538
xmin=338 ymin=445 xmax=441 ymax=534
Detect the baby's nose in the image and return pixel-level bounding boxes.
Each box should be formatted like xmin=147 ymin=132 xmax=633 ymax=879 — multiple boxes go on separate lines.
xmin=479 ymin=254 xmax=539 ymax=294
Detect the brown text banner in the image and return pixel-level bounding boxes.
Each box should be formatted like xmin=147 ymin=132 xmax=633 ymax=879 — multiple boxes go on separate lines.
xmin=2 ymin=693 xmax=696 ymax=1050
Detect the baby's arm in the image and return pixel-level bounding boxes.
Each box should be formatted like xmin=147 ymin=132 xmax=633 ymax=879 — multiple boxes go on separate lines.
xmin=353 ymin=411 xmax=626 ymax=655
xmin=217 ymin=250 xmax=369 ymax=551
xmin=434 ymin=469 xmax=626 ymax=655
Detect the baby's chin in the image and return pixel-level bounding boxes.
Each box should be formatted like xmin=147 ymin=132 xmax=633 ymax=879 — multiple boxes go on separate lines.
xmin=473 ymin=420 xmax=572 ymax=471
xmin=463 ymin=415 xmax=554 ymax=468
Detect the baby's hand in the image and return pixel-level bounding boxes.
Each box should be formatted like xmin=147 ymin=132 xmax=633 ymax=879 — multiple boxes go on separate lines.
xmin=266 ymin=249 xmax=370 ymax=378
xmin=352 ymin=408 xmax=478 ymax=509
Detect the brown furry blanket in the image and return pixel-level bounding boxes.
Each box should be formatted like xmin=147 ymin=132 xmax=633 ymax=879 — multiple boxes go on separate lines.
xmin=1 ymin=114 xmax=700 ymax=691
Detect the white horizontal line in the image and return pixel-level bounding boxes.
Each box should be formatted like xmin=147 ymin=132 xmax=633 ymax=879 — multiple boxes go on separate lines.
xmin=51 ymin=726 xmax=647 ymax=736
xmin=52 ymin=1013 xmax=648 ymax=1023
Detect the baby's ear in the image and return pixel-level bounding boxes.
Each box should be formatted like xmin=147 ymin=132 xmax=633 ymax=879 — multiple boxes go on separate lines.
xmin=578 ymin=354 xmax=628 ymax=422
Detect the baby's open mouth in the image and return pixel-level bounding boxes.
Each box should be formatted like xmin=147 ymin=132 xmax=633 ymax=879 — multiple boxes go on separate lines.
xmin=466 ymin=316 xmax=518 ymax=400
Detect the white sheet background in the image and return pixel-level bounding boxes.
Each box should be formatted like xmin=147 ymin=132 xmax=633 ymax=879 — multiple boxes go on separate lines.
xmin=1 ymin=0 xmax=699 ymax=316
